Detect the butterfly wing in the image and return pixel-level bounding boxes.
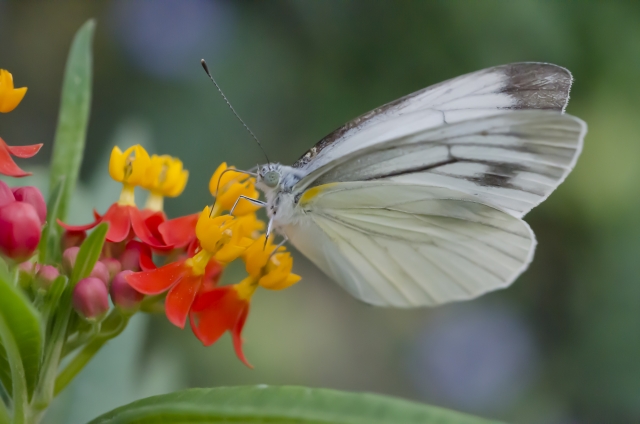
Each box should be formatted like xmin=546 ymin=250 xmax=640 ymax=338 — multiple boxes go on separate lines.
xmin=294 ymin=111 xmax=586 ymax=218
xmin=294 ymin=62 xmax=573 ymax=176
xmin=284 ymin=182 xmax=535 ymax=307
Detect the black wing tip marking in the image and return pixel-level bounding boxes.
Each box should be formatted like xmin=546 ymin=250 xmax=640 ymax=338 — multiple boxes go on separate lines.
xmin=498 ymin=62 xmax=573 ymax=113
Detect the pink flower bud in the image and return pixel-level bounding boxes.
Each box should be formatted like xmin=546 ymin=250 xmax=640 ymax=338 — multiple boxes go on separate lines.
xmin=62 ymin=246 xmax=80 ymax=274
xmin=12 ymin=186 xmax=46 ymax=224
xmin=61 ymin=230 xmax=86 ymax=251
xmin=120 ymin=244 xmax=142 ymax=272
xmin=110 ymin=270 xmax=144 ymax=313
xmin=89 ymin=260 xmax=110 ymax=286
xmin=0 ymin=201 xmax=42 ymax=262
xmin=36 ymin=265 xmax=60 ymax=290
xmin=73 ymin=277 xmax=109 ymax=320
xmin=0 ymin=181 xmax=15 ymax=207
xmin=101 ymin=258 xmax=122 ymax=281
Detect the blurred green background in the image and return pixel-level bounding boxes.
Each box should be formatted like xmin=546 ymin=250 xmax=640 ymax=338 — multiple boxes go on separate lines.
xmin=2 ymin=1 xmax=640 ymax=423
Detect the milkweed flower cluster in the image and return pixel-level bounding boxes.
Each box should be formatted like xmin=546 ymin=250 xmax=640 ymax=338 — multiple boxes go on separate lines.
xmin=58 ymin=147 xmax=300 ymax=366
xmin=0 ymin=69 xmax=45 ymax=261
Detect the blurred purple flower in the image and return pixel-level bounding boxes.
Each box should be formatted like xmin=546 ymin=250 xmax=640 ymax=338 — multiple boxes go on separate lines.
xmin=108 ymin=0 xmax=234 ymax=80
xmin=409 ymin=302 xmax=539 ymax=414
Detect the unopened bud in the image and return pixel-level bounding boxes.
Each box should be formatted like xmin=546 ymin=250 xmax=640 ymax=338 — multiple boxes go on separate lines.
xmin=89 ymin=260 xmax=110 ymax=286
xmin=62 ymin=246 xmax=80 ymax=274
xmin=12 ymin=186 xmax=46 ymax=224
xmin=101 ymin=258 xmax=122 ymax=281
xmin=111 ymin=270 xmax=144 ymax=313
xmin=61 ymin=229 xmax=86 ymax=251
xmin=120 ymin=242 xmax=143 ymax=271
xmin=36 ymin=265 xmax=59 ymax=290
xmin=0 ymin=181 xmax=15 ymax=207
xmin=0 ymin=201 xmax=42 ymax=262
xmin=72 ymin=277 xmax=109 ymax=320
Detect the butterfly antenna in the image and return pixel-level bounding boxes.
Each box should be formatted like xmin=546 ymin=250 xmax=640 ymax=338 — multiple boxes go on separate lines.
xmin=201 ymin=59 xmax=270 ymax=164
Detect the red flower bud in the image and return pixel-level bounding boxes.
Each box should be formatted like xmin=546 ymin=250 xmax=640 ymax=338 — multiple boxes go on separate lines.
xmin=62 ymin=246 xmax=80 ymax=274
xmin=119 ymin=246 xmax=140 ymax=272
xmin=0 ymin=181 xmax=15 ymax=207
xmin=61 ymin=229 xmax=86 ymax=251
xmin=89 ymin=260 xmax=110 ymax=286
xmin=36 ymin=265 xmax=60 ymax=290
xmin=110 ymin=270 xmax=144 ymax=313
xmin=101 ymin=258 xmax=122 ymax=281
xmin=0 ymin=201 xmax=42 ymax=262
xmin=12 ymin=186 xmax=46 ymax=224
xmin=73 ymin=277 xmax=109 ymax=320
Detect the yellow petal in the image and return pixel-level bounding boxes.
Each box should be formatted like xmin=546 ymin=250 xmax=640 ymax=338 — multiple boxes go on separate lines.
xmin=215 ymin=243 xmax=246 ymax=264
xmin=108 ymin=146 xmax=126 ymax=182
xmin=0 ymin=70 xmax=27 ymax=113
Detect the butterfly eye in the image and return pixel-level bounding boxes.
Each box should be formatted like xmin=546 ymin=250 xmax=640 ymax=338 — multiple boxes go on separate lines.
xmin=263 ymin=170 xmax=280 ymax=188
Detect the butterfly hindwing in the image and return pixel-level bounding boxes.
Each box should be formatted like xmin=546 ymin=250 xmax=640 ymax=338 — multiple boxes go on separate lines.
xmin=284 ymin=182 xmax=535 ymax=307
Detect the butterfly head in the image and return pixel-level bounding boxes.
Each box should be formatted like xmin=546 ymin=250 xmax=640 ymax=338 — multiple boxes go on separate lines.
xmin=257 ymin=164 xmax=282 ymax=190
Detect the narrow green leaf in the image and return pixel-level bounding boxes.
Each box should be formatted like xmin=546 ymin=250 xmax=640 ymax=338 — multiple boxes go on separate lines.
xmin=88 ymin=386 xmax=502 ymax=424
xmin=0 ymin=271 xmax=43 ymax=399
xmin=70 ymin=223 xmax=108 ymax=285
xmin=38 ymin=179 xmax=65 ymax=264
xmin=48 ymin=19 xmax=95 ymax=221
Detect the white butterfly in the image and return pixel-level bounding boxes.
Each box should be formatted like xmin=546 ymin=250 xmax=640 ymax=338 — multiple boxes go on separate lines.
xmin=243 ymin=63 xmax=586 ymax=308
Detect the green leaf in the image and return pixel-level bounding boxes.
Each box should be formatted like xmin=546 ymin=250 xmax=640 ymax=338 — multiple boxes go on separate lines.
xmin=71 ymin=223 xmax=108 ymax=285
xmin=88 ymin=386 xmax=502 ymax=424
xmin=0 ymin=271 xmax=43 ymax=400
xmin=48 ymin=19 xmax=95 ymax=221
xmin=38 ymin=179 xmax=65 ymax=264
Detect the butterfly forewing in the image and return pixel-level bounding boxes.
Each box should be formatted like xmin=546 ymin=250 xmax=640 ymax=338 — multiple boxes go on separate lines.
xmin=293 ymin=62 xmax=572 ymax=173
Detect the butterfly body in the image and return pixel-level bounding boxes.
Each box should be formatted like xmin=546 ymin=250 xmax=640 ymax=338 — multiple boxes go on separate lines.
xmin=252 ymin=63 xmax=586 ymax=308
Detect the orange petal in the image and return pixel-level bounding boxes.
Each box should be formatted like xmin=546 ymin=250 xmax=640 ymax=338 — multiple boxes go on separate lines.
xmin=158 ymin=213 xmax=198 ymax=248
xmin=165 ymin=274 xmax=202 ymax=328
xmin=232 ymin=304 xmax=252 ymax=368
xmin=129 ymin=206 xmax=165 ymax=248
xmin=125 ymin=261 xmax=187 ymax=295
xmin=190 ymin=286 xmax=249 ymax=356
xmin=6 ymin=143 xmax=42 ymax=158
xmin=102 ymin=204 xmax=133 ymax=243
xmin=0 ymin=138 xmax=31 ymax=177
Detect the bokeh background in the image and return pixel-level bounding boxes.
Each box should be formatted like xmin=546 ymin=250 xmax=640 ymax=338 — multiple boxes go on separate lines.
xmin=2 ymin=1 xmax=640 ymax=423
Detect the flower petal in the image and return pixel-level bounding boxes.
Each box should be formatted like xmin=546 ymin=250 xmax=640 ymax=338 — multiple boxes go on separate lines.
xmin=165 ymin=274 xmax=202 ymax=328
xmin=125 ymin=261 xmax=187 ymax=295
xmin=158 ymin=213 xmax=198 ymax=248
xmin=232 ymin=304 xmax=252 ymax=368
xmin=129 ymin=206 xmax=165 ymax=248
xmin=57 ymin=218 xmax=100 ymax=232
xmin=190 ymin=287 xmax=247 ymax=347
xmin=0 ymin=138 xmax=31 ymax=177
xmin=103 ymin=204 xmax=133 ymax=243
xmin=5 ymin=143 xmax=42 ymax=158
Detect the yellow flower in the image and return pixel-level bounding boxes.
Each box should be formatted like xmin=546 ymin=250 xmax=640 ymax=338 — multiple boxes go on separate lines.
xmin=235 ymin=213 xmax=266 ymax=240
xmin=259 ymin=252 xmax=300 ymax=290
xmin=141 ymin=155 xmax=189 ymax=197
xmin=195 ymin=208 xmax=250 ymax=263
xmin=209 ymin=163 xmax=261 ymax=216
xmin=109 ymin=145 xmax=151 ymax=186
xmin=141 ymin=155 xmax=189 ymax=211
xmin=0 ymin=69 xmax=27 ymax=113
xmin=242 ymin=235 xmax=301 ymax=290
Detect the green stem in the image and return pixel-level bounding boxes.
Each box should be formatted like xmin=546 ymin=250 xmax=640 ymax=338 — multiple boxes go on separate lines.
xmin=31 ymin=301 xmax=70 ymax=411
xmin=0 ymin=397 xmax=10 ymax=424
xmin=54 ymin=312 xmax=128 ymax=396
xmin=0 ymin=315 xmax=28 ymax=424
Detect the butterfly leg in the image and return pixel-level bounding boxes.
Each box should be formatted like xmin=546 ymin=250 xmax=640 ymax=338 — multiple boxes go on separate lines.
xmin=264 ymin=218 xmax=274 ymax=249
xmin=267 ymin=234 xmax=289 ymax=259
xmin=230 ymin=195 xmax=266 ymax=216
